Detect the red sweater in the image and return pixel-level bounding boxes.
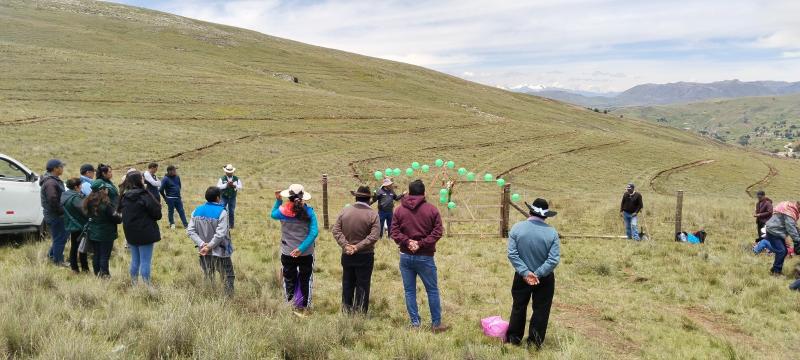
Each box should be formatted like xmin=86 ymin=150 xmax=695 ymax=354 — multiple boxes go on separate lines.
xmin=391 ymin=195 xmax=443 ymax=256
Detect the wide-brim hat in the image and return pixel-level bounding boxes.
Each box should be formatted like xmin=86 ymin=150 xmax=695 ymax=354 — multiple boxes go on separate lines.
xmin=280 ymin=183 xmax=312 ymax=200
xmin=525 ymin=198 xmax=557 ymax=218
xmin=382 ymin=178 xmax=393 ymax=187
xmin=223 ymin=164 xmax=236 ymax=173
xmin=351 ymin=185 xmax=372 ymax=198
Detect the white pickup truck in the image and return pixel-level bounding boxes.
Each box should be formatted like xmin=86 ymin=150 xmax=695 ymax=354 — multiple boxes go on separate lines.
xmin=0 ymin=154 xmax=44 ymax=239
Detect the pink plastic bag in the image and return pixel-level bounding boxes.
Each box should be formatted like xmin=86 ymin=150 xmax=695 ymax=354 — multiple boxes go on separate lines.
xmin=481 ymin=316 xmax=509 ymax=341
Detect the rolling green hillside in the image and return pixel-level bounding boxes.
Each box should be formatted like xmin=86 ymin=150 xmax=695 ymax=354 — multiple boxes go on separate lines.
xmin=615 ymin=93 xmax=800 ymax=153
xmin=1 ymin=1 xmax=799 ymax=359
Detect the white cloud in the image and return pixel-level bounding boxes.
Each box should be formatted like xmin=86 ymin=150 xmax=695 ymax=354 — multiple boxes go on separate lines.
xmin=783 ymin=51 xmax=800 ymax=59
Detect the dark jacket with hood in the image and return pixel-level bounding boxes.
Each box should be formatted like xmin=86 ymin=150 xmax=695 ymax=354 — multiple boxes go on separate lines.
xmin=39 ymin=173 xmax=65 ymax=221
xmin=87 ymin=200 xmax=122 ymax=242
xmin=60 ymin=189 xmax=87 ymax=232
xmin=120 ymin=188 xmax=162 ymax=245
xmin=390 ymin=195 xmax=443 ymax=257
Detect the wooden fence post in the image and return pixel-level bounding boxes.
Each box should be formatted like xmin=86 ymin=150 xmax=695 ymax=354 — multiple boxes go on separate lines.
xmin=322 ymin=174 xmax=329 ymax=230
xmin=675 ymin=190 xmax=684 ymax=235
xmin=501 ymin=184 xmax=511 ymax=238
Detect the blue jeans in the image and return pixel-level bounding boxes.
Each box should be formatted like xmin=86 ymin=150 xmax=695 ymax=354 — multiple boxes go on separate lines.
xmin=166 ymin=198 xmax=188 ymax=227
xmin=753 ymin=239 xmax=778 ymax=254
xmin=222 ymin=196 xmax=237 ymax=228
xmin=399 ymin=253 xmax=441 ymax=327
xmin=129 ymin=243 xmax=154 ymax=284
xmin=766 ymin=234 xmax=787 ymax=273
xmin=47 ymin=217 xmax=69 ymax=263
xmin=378 ymin=211 xmax=393 ymax=238
xmin=623 ymin=212 xmax=640 ymax=240
xmin=790 ymin=279 xmax=800 ymax=291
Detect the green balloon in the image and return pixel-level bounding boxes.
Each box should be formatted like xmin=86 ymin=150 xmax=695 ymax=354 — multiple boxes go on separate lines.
xmin=385 ymin=168 xmax=393 ymax=176
xmin=412 ymin=162 xmax=420 ymax=170
xmin=457 ymin=167 xmax=467 ymax=176
xmin=439 ymin=188 xmax=448 ymax=196
xmin=435 ymin=159 xmax=444 ymax=167
xmin=439 ymin=196 xmax=448 ymax=204
xmin=421 ymin=165 xmax=430 ymax=173
xmin=406 ymin=168 xmax=414 ymax=176
xmin=484 ymin=173 xmax=493 ymax=182
xmin=497 ymin=178 xmax=506 ymax=187
xmin=466 ymin=172 xmax=476 ymax=181
xmin=393 ymin=168 xmax=401 ymax=177
xmin=447 ymin=201 xmax=457 ymax=209
xmin=374 ymin=171 xmax=383 ymax=180
xmin=446 ymin=161 xmax=455 ymax=169
xmin=511 ymin=193 xmax=521 ymax=202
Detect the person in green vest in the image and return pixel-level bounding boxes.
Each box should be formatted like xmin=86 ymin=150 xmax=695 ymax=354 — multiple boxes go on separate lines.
xmin=217 ymin=164 xmax=242 ymax=229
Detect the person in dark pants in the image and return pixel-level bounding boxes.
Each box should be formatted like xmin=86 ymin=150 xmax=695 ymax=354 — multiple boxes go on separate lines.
xmin=41 ymin=159 xmax=68 ymax=266
xmin=763 ymin=201 xmax=800 ymax=275
xmin=217 ymin=164 xmax=242 ymax=229
xmin=271 ymin=184 xmax=319 ymax=311
xmin=61 ymin=178 xmax=89 ymax=273
xmin=507 ymin=198 xmax=561 ymax=349
xmin=160 ymin=165 xmax=188 ymax=229
xmin=188 ymin=187 xmax=235 ymax=296
xmin=332 ymin=186 xmax=380 ymax=314
xmin=84 ymin=180 xmax=122 ymax=278
xmin=754 ymin=191 xmax=773 ymax=241
xmin=143 ymin=163 xmax=161 ymax=204
xmin=119 ymin=171 xmax=162 ymax=285
xmin=371 ymin=178 xmax=405 ymax=238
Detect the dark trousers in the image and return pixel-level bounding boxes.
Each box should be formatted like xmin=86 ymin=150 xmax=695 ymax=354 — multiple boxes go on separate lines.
xmin=756 ymin=221 xmax=766 ymax=241
xmin=378 ymin=211 xmax=393 ymax=238
xmin=507 ymin=273 xmax=555 ymax=348
xmin=92 ymin=241 xmax=114 ymax=278
xmin=68 ymin=231 xmax=89 ymax=272
xmin=766 ymin=234 xmax=788 ymax=273
xmin=341 ymin=252 xmax=375 ymax=314
xmin=166 ymin=198 xmax=188 ymax=227
xmin=46 ymin=217 xmax=69 ymax=264
xmin=199 ymin=255 xmax=235 ymax=296
xmin=281 ymin=254 xmax=314 ymax=309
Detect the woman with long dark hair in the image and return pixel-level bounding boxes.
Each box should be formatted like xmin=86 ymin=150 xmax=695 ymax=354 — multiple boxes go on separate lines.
xmin=119 ymin=171 xmax=162 ymax=285
xmin=84 ymin=181 xmax=122 ymax=278
xmin=95 ymin=164 xmax=119 ymax=207
xmin=271 ymin=184 xmax=318 ymax=311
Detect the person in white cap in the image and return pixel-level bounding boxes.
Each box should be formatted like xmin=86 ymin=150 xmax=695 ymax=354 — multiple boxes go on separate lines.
xmin=217 ymin=164 xmax=242 ymax=229
xmin=370 ymin=178 xmax=406 ymax=238
xmin=271 ymin=184 xmax=319 ymax=311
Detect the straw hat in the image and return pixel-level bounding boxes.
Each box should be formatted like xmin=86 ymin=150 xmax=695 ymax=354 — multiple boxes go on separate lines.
xmin=280 ymin=184 xmax=311 ymax=201
xmin=223 ymin=164 xmax=236 ymax=173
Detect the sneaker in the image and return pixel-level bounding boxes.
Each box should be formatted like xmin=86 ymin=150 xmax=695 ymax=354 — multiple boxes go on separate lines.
xmin=431 ymin=324 xmax=450 ymax=334
xmin=169 ymin=224 xmax=176 ymax=230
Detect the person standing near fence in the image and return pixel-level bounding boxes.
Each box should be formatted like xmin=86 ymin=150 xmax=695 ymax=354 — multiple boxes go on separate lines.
xmin=371 ymin=178 xmax=405 ymax=238
xmin=62 ymin=178 xmax=89 ymax=273
xmin=332 ymin=186 xmax=380 ymax=314
xmin=144 ymin=162 xmax=161 ymax=204
xmin=506 ymin=198 xmax=560 ymax=348
xmin=119 ymin=171 xmax=162 ymax=286
xmin=41 ymin=159 xmax=68 ymax=266
xmin=271 ymin=184 xmax=319 ymax=311
xmin=217 ymin=164 xmax=242 ymax=229
xmin=620 ymin=183 xmax=643 ymax=241
xmin=754 ymin=191 xmax=773 ymax=241
xmin=188 ymin=187 xmax=235 ymax=296
xmin=160 ymin=165 xmax=188 ymax=229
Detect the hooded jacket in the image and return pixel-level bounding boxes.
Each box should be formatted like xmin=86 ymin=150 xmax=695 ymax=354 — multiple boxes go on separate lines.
xmin=765 ymin=201 xmax=800 ymax=247
xmin=390 ymin=195 xmax=443 ymax=256
xmin=120 ymin=188 xmax=162 ymax=245
xmin=60 ymin=189 xmax=87 ymax=233
xmin=39 ymin=173 xmax=65 ymax=221
xmin=87 ymin=200 xmax=122 ymax=243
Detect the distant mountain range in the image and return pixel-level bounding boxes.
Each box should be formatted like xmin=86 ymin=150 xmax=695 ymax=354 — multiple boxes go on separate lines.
xmin=511 ymin=80 xmax=800 ymax=107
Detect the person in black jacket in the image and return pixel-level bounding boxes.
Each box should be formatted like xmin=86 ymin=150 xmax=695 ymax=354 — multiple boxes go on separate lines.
xmin=41 ymin=159 xmax=68 ymax=266
xmin=620 ymin=183 xmax=644 ymax=241
xmin=119 ymin=171 xmax=162 ymax=285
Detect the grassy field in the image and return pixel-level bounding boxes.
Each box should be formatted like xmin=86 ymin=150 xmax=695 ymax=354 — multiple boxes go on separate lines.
xmin=1 ymin=0 xmax=799 ymax=358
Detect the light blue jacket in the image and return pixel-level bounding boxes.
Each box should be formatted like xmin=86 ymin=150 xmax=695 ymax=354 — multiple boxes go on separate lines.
xmin=508 ymin=218 xmax=560 ymax=278
xmin=80 ymin=175 xmax=93 ymax=196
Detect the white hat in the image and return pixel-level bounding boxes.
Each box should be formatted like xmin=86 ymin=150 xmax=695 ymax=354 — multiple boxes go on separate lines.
xmin=223 ymin=164 xmax=236 ymax=173
xmin=280 ymin=184 xmax=312 ymax=201
xmin=126 ymin=168 xmax=137 ymax=175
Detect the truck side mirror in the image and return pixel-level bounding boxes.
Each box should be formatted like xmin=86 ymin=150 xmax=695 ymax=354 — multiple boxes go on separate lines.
xmin=27 ymin=173 xmax=38 ymax=182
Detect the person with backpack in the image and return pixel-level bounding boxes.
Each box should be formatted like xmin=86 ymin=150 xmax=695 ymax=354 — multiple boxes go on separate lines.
xmin=160 ymin=165 xmax=188 ymax=229
xmin=143 ymin=162 xmax=162 ymax=204
xmin=41 ymin=159 xmax=68 ymax=266
xmin=119 ymin=171 xmax=162 ymax=285
xmin=188 ymin=187 xmax=235 ymax=296
xmin=61 ymin=178 xmax=89 ymax=273
xmin=271 ymin=184 xmax=319 ymax=311
xmin=371 ymin=178 xmax=405 ymax=238
xmin=217 ymin=164 xmax=242 ymax=229
xmin=84 ymin=180 xmax=122 ymax=278
xmin=763 ymin=201 xmax=800 ymax=276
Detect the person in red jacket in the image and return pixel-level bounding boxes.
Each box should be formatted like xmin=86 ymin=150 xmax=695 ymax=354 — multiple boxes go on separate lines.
xmin=390 ymin=179 xmax=449 ymax=333
xmin=754 ymin=190 xmax=773 ymax=241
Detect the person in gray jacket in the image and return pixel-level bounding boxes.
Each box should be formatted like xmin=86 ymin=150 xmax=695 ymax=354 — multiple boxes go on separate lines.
xmin=187 ymin=187 xmax=234 ymax=296
xmin=371 ymin=178 xmax=406 ymax=238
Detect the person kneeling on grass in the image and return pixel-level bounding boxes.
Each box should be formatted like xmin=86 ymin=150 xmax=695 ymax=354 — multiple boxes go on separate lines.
xmin=119 ymin=171 xmax=162 ymax=286
xmin=762 ymin=201 xmax=800 ymax=276
xmin=507 ymin=198 xmax=561 ymax=349
xmin=271 ymin=184 xmax=318 ymax=311
xmin=188 ymin=187 xmax=235 ymax=296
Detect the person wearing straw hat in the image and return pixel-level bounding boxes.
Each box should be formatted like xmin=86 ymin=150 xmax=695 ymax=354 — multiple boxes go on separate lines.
xmin=217 ymin=164 xmax=242 ymax=229
xmin=332 ymin=185 xmax=380 ymax=314
xmin=507 ymin=198 xmax=561 ymax=349
xmin=371 ymin=178 xmax=406 ymax=238
xmin=271 ymin=184 xmax=319 ymax=311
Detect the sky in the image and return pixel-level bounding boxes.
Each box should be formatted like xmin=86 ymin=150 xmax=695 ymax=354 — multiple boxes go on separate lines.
xmin=109 ymin=0 xmax=800 ymax=93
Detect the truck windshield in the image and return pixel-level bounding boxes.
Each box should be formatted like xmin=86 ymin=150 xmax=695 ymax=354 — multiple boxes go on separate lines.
xmin=0 ymin=159 xmax=28 ymax=182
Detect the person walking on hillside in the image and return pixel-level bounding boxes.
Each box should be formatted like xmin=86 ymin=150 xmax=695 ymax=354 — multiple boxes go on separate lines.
xmin=332 ymin=186 xmax=380 ymax=314
xmin=271 ymin=184 xmax=319 ymax=311
xmin=507 ymin=198 xmax=561 ymax=348
xmin=754 ymin=191 xmax=773 ymax=241
xmin=217 ymin=164 xmax=242 ymax=229
xmin=188 ymin=187 xmax=235 ymax=296
xmin=390 ymin=179 xmax=448 ymax=333
xmin=84 ymin=180 xmax=122 ymax=278
xmin=144 ymin=162 xmax=162 ymax=204
xmin=95 ymin=164 xmax=119 ymax=206
xmin=41 ymin=159 xmax=68 ymax=266
xmin=160 ymin=165 xmax=188 ymax=229
xmin=62 ymin=178 xmax=89 ymax=273
xmin=620 ymin=183 xmax=643 ymax=241
xmin=763 ymin=201 xmax=800 ymax=276
xmin=371 ymin=178 xmax=405 ymax=238
xmin=79 ymin=164 xmax=95 ymax=196
xmin=119 ymin=171 xmax=162 ymax=286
